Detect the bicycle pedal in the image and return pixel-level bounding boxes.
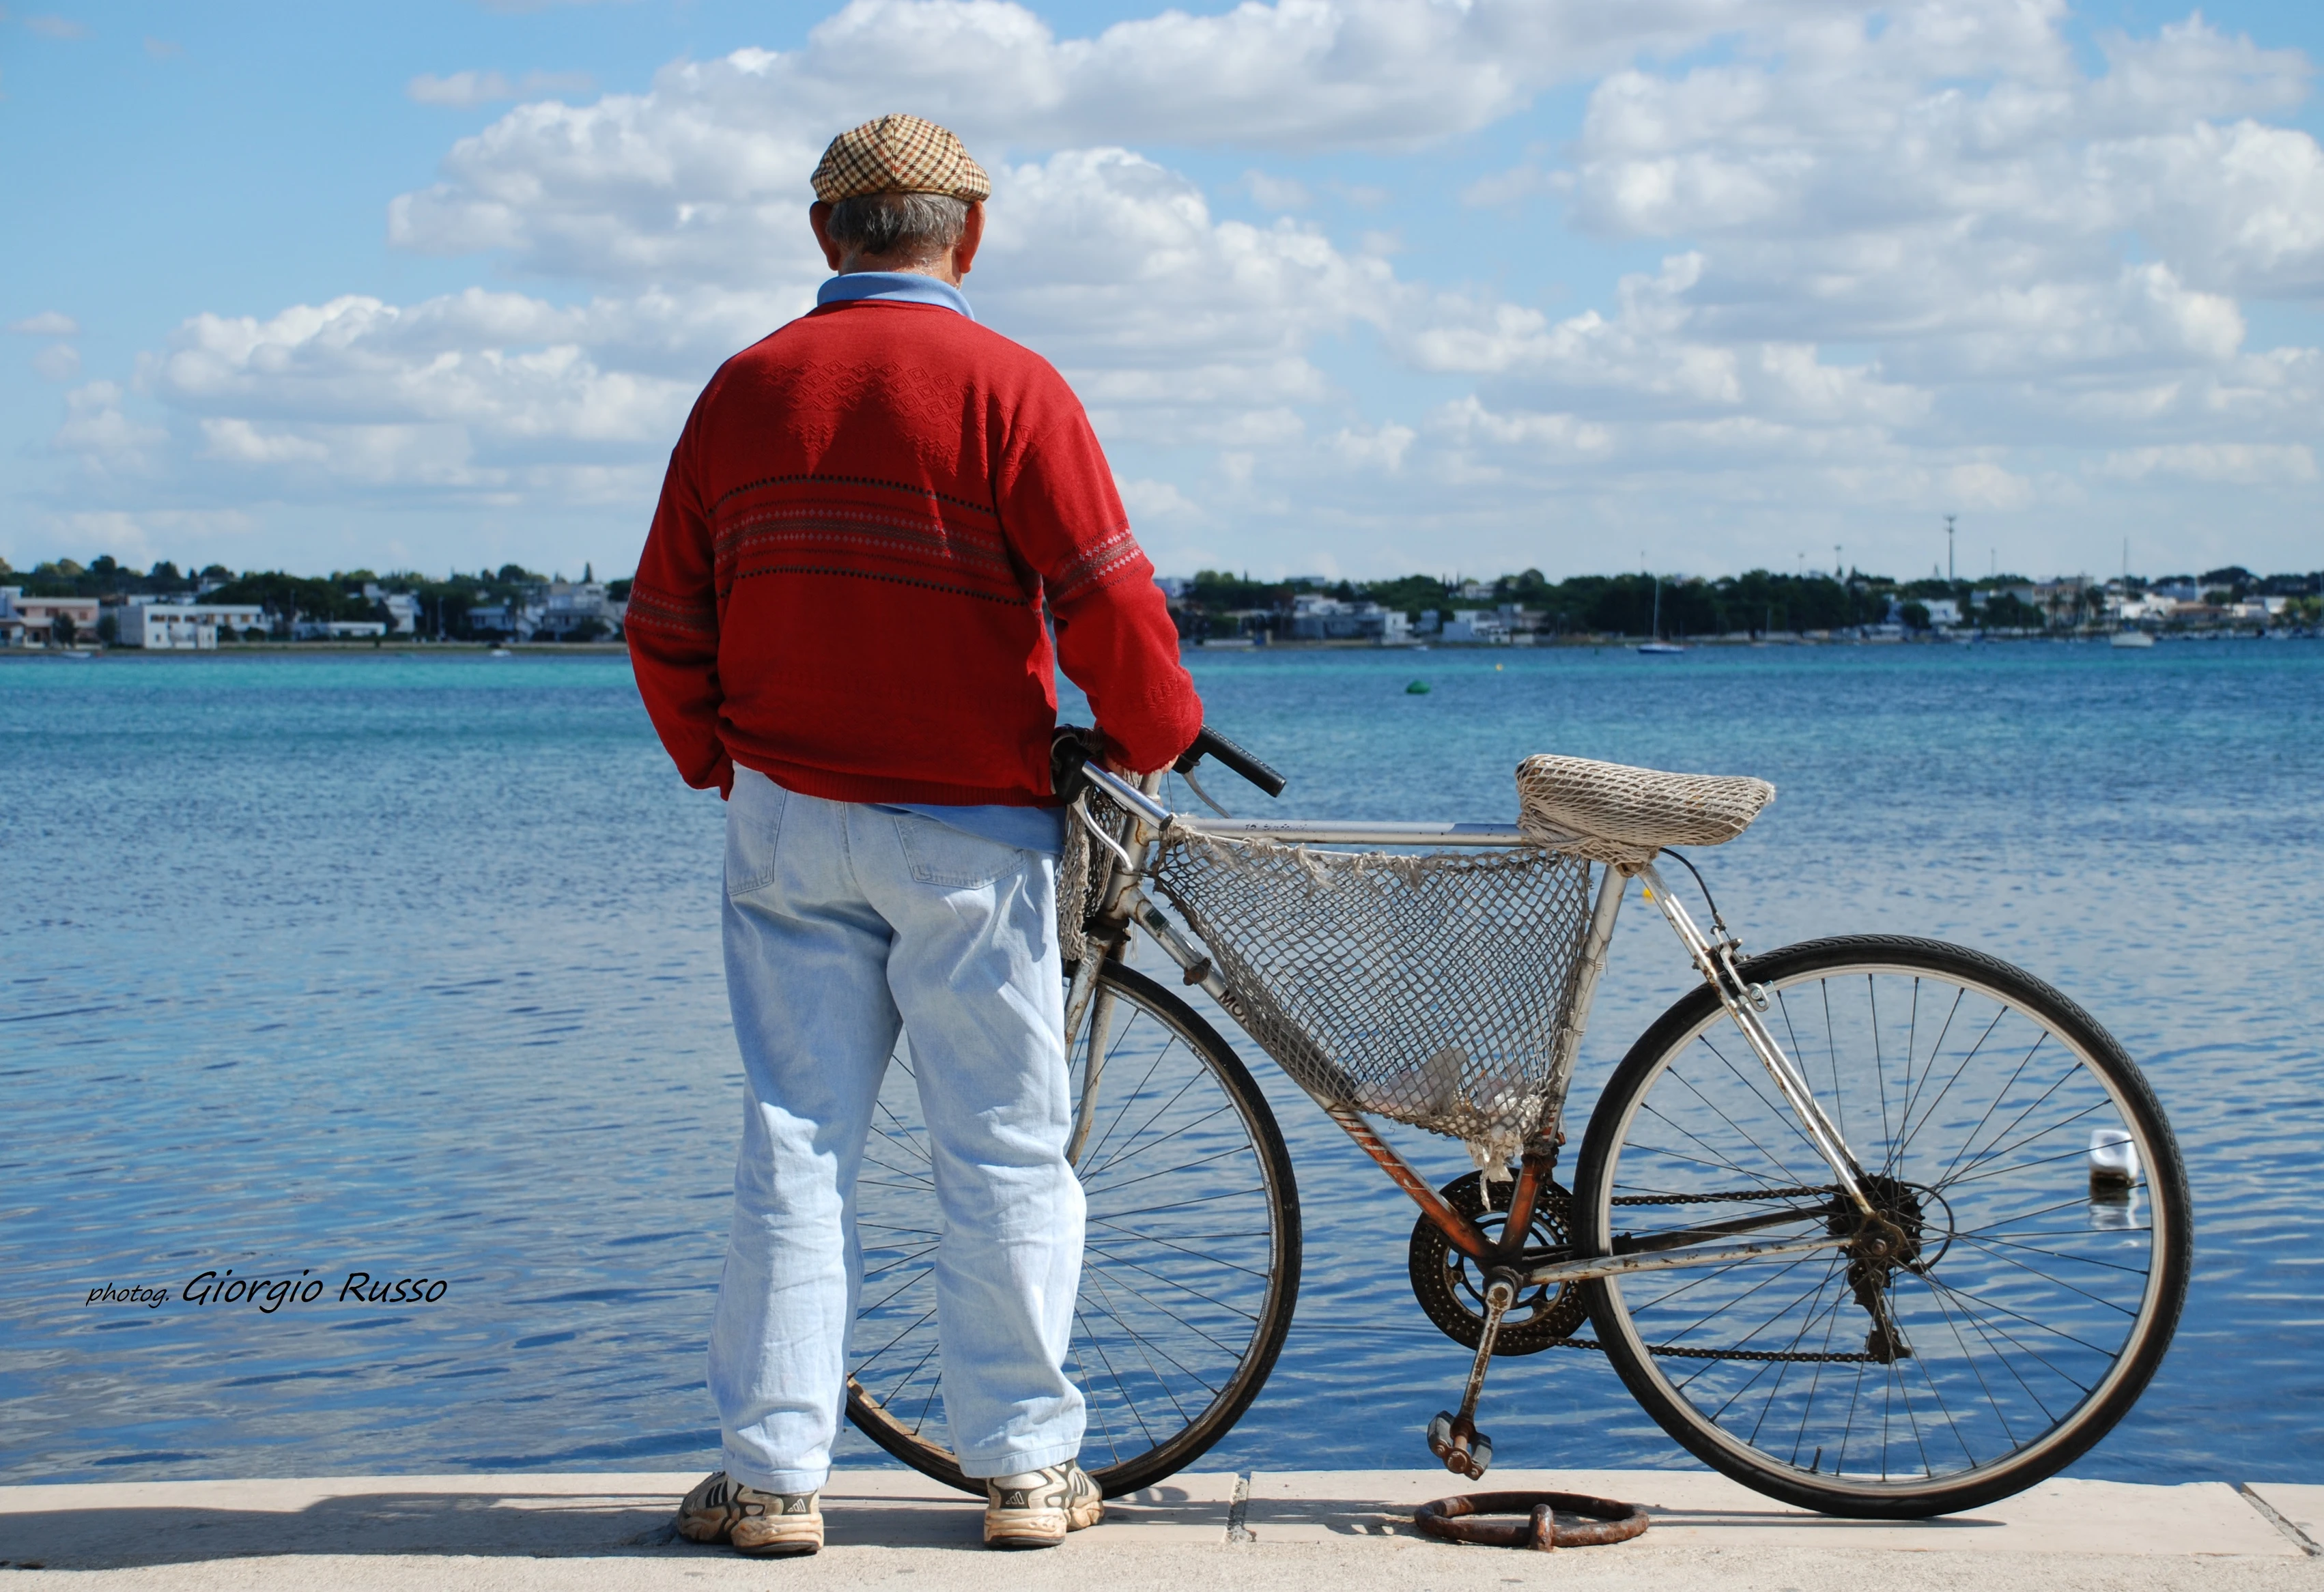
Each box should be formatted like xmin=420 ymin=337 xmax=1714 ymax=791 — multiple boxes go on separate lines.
xmin=1426 ymin=1412 xmax=1494 ymax=1478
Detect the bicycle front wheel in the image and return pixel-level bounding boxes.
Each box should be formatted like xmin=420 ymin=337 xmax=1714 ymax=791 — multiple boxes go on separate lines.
xmin=1574 ymin=935 xmax=2190 ymax=1518
xmin=846 ymin=961 xmax=1301 ymax=1498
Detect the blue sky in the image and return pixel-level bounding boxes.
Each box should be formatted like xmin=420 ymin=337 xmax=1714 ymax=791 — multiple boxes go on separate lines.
xmin=5 ymin=0 xmax=2320 ymax=584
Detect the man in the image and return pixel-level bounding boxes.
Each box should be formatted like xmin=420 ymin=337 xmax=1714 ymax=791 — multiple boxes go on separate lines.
xmin=627 ymin=114 xmax=1201 ymax=1557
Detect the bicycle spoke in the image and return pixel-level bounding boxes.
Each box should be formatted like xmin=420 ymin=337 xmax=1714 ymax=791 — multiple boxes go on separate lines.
xmin=1598 ymin=956 xmax=2174 ymax=1496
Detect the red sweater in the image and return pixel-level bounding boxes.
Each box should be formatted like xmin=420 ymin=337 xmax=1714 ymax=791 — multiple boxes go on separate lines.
xmin=628 ymin=299 xmax=1202 ymax=806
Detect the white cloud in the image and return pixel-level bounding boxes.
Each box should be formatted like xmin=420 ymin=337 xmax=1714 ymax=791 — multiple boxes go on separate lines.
xmin=1327 ymin=421 xmax=1416 ymax=471
xmin=31 ymin=343 xmax=81 ymax=381
xmin=1462 ymin=162 xmax=1568 ymax=208
xmin=10 ymin=311 xmax=80 ymax=336
xmin=137 ymin=292 xmax=702 ymax=500
xmin=23 ymin=15 xmax=88 ymax=40
xmin=1116 ymin=477 xmax=1205 ymax=525
xmin=385 ymin=0 xmax=1869 ymax=284
xmin=53 ymin=382 xmax=166 ymax=472
xmin=1243 ymin=169 xmax=1312 ymax=211
xmin=1559 ymin=6 xmax=2324 ymax=363
xmin=407 ymin=69 xmax=597 ymax=108
xmin=2097 ymin=442 xmax=2318 ymax=483
xmin=29 ymin=509 xmax=259 ymax=572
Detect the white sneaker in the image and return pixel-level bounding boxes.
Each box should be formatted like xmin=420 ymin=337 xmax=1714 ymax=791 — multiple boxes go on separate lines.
xmin=675 ymin=1471 xmax=823 ymax=1557
xmin=982 ymin=1461 xmax=1103 ymax=1548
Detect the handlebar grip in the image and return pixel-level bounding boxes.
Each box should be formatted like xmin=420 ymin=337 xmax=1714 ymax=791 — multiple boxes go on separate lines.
xmin=1180 ymin=724 xmax=1287 ymax=798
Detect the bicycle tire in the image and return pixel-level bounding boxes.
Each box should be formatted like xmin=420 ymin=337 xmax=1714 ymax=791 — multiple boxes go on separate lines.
xmin=1574 ymin=934 xmax=2190 ymax=1518
xmin=846 ymin=960 xmax=1302 ymax=1498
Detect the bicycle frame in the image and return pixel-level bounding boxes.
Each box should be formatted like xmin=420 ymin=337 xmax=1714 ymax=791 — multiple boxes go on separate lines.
xmin=1065 ymin=765 xmax=1873 ymax=1289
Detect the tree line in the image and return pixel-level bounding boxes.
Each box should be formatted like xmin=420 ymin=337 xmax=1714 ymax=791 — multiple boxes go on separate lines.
xmin=1174 ymin=564 xmax=2321 ymax=639
xmin=2 ymin=556 xmax=628 ymax=641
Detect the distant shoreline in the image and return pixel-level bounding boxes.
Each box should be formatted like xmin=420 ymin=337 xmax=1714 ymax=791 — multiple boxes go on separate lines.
xmin=1203 ymin=630 xmax=2314 ymax=650
xmin=0 ymin=640 xmax=634 ymax=660
xmin=5 ymin=631 xmax=2313 ymax=664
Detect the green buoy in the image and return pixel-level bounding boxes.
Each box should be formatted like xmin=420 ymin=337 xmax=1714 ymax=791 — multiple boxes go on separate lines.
xmin=1406 ymin=679 xmax=1430 ymax=694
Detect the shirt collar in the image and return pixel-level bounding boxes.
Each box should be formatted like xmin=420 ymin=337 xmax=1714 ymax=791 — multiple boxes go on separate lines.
xmin=815 ymin=271 xmax=975 ymax=321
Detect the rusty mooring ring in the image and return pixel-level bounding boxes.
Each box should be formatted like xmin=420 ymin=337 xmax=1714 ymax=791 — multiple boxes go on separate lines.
xmin=1413 ymin=1490 xmax=1650 ymax=1551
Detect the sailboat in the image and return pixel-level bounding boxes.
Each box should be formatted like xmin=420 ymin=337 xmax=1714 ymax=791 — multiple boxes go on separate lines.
xmin=2108 ymin=537 xmax=2155 ymax=647
xmin=1638 ymin=573 xmax=1684 ymax=654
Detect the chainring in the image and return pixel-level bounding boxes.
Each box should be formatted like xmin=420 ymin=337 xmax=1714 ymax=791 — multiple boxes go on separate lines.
xmin=1407 ymin=1171 xmax=1588 ymax=1356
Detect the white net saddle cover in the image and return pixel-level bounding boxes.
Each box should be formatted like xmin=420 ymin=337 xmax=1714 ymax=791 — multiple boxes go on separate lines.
xmin=1516 ymin=754 xmax=1774 ymax=866
xmin=1154 ymin=834 xmax=1593 ymax=1161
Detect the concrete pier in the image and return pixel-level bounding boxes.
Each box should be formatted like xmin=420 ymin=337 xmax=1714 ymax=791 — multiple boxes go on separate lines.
xmin=4 ymin=1468 xmax=2320 ymax=1589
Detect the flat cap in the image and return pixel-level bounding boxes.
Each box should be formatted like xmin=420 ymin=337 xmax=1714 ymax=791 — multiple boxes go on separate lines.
xmin=812 ymin=114 xmax=991 ymax=205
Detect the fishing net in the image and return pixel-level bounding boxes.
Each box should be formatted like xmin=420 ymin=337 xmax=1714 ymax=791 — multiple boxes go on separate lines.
xmin=1060 ymin=754 xmax=1774 ymax=1164
xmin=1151 ymin=833 xmax=1595 ymax=1166
xmin=1057 ymin=784 xmax=1144 ymax=965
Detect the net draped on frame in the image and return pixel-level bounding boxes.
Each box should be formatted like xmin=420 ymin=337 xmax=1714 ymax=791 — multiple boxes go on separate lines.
xmin=1151 ymin=834 xmax=1596 ymax=1166
xmin=1054 ymin=754 xmax=1772 ymax=1166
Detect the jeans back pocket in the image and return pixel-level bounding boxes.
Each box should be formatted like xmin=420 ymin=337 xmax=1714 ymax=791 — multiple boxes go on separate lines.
xmin=724 ymin=769 xmax=789 ymax=898
xmin=894 ymin=813 xmax=1025 ymax=889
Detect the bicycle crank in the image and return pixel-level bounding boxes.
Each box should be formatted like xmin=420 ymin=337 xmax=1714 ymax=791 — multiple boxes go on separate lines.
xmin=1426 ymin=1268 xmax=1523 ymax=1479
xmin=1408 ymin=1171 xmax=1586 ymax=1354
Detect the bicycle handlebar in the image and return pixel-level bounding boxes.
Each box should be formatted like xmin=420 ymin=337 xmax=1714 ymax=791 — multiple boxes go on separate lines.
xmin=1177 ymin=724 xmax=1287 ymax=799
xmin=1051 ymin=722 xmax=1287 ymax=805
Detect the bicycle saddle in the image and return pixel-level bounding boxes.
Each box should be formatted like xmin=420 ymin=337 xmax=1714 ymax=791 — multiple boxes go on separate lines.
xmin=1514 ymin=754 xmax=1774 ymax=865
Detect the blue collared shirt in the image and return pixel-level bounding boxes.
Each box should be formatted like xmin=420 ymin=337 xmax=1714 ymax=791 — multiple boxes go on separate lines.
xmin=818 ymin=270 xmax=1068 ymax=857
xmin=814 ymin=270 xmax=976 ymax=319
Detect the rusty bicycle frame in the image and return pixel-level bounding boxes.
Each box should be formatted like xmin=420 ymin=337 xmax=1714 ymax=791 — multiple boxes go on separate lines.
xmin=1062 ymin=763 xmax=1890 ymax=1477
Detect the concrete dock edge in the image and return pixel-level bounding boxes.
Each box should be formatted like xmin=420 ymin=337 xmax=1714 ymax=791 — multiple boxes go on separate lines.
xmin=5 ymin=1468 xmax=2323 ymax=1589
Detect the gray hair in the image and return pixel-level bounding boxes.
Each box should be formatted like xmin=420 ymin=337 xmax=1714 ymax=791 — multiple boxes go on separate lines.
xmin=824 ymin=192 xmax=972 ymax=264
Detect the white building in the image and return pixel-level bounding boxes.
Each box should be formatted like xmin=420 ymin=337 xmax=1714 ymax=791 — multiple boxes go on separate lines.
xmin=1286 ymin=593 xmax=1410 ymax=642
xmin=294 ymin=619 xmax=390 ymax=640
xmin=361 ymin=584 xmax=423 ymax=634
xmin=0 ymin=588 xmax=100 ymax=647
xmin=535 ymin=580 xmax=619 ymax=640
xmin=116 ymin=598 xmax=266 ymax=649
xmin=1888 ymin=596 xmax=1961 ymax=628
xmin=1441 ymin=609 xmax=1510 ymax=644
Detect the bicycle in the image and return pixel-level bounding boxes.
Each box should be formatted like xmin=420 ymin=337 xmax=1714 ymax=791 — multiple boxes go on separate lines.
xmin=841 ymin=726 xmax=2191 ymax=1520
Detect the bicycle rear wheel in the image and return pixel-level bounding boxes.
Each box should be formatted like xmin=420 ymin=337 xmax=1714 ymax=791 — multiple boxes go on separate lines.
xmin=1574 ymin=935 xmax=2190 ymax=1518
xmin=846 ymin=960 xmax=1301 ymax=1498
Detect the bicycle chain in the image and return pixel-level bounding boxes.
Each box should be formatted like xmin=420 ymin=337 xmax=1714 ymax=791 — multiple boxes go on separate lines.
xmin=1610 ymin=1184 xmax=1834 ymax=1206
xmin=1548 ymin=1336 xmax=1880 ymax=1365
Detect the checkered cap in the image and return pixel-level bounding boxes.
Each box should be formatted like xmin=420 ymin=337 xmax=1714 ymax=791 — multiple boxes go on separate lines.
xmin=812 ymin=115 xmax=991 ymax=204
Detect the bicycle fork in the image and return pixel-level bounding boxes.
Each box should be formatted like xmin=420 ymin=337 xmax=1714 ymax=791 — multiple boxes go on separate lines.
xmin=1635 ymin=862 xmax=1912 ymax=1360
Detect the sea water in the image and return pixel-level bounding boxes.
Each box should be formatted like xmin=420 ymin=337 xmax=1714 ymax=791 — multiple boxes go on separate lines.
xmin=2 ymin=640 xmax=2319 ymax=1483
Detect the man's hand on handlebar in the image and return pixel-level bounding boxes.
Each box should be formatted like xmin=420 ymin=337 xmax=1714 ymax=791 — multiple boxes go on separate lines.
xmin=1051 ymin=722 xmax=1286 ymax=806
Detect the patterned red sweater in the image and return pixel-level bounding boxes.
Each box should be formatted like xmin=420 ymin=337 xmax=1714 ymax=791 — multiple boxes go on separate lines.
xmin=628 ymin=299 xmax=1201 ymax=806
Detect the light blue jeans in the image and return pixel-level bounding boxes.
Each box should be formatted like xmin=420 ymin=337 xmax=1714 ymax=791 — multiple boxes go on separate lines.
xmin=709 ymin=767 xmax=1086 ymax=1493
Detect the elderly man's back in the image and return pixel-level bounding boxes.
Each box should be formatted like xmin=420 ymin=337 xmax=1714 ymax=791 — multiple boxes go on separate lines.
xmin=629 ymin=294 xmax=1194 ymax=804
